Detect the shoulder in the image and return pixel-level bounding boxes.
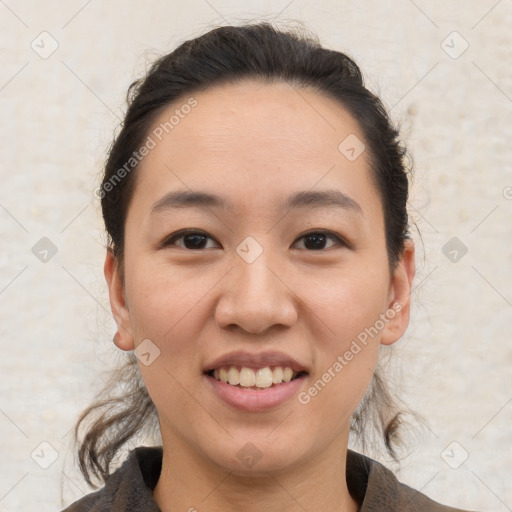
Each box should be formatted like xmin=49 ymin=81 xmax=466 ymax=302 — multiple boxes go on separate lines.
xmin=60 ymin=446 xmax=163 ymax=512
xmin=346 ymin=450 xmax=477 ymax=512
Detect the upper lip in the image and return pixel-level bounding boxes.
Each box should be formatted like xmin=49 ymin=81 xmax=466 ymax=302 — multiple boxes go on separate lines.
xmin=204 ymin=350 xmax=309 ymax=373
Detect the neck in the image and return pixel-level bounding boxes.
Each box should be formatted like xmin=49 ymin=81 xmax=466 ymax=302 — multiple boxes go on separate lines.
xmin=153 ymin=431 xmax=360 ymax=512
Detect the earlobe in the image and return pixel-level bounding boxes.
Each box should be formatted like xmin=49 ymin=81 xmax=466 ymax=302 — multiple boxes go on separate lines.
xmin=104 ymin=248 xmax=135 ymax=351
xmin=380 ymin=239 xmax=416 ymax=346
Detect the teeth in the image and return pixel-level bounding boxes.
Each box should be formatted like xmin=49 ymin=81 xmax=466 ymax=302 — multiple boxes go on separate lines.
xmin=239 ymin=367 xmax=255 ymax=387
xmin=255 ymin=367 xmax=273 ymax=388
xmin=283 ymin=367 xmax=293 ymax=383
xmin=227 ymin=367 xmax=240 ymax=386
xmin=272 ymin=366 xmax=283 ymax=384
xmin=211 ymin=366 xmax=301 ymax=388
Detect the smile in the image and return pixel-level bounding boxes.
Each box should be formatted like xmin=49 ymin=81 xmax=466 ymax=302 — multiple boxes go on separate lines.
xmin=208 ymin=366 xmax=306 ymax=389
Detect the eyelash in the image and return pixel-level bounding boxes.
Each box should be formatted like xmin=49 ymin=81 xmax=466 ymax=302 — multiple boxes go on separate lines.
xmin=160 ymin=229 xmax=350 ymax=251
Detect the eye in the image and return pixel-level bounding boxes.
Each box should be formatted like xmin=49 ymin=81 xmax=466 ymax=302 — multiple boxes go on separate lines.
xmin=160 ymin=229 xmax=349 ymax=251
xmin=160 ymin=229 xmax=219 ymax=250
xmin=293 ymin=230 xmax=348 ymax=251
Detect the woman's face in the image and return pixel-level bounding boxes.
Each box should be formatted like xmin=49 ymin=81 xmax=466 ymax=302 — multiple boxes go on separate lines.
xmin=106 ymin=79 xmax=414 ymax=475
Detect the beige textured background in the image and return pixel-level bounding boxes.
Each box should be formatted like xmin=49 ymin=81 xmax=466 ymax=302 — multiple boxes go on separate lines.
xmin=1 ymin=1 xmax=511 ymax=510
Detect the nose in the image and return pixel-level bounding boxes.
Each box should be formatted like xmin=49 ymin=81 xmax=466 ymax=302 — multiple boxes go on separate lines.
xmin=214 ymin=248 xmax=298 ymax=335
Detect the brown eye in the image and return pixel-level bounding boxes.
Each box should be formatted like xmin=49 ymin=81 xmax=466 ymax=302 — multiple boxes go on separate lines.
xmin=293 ymin=230 xmax=347 ymax=251
xmin=161 ymin=230 xmax=219 ymax=250
xmin=160 ymin=229 xmax=349 ymax=251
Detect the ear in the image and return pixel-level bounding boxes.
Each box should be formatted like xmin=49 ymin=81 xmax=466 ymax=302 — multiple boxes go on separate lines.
xmin=104 ymin=248 xmax=134 ymax=351
xmin=380 ymin=239 xmax=415 ymax=346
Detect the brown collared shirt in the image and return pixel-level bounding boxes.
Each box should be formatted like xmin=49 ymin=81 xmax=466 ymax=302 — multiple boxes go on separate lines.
xmin=61 ymin=446 xmax=473 ymax=511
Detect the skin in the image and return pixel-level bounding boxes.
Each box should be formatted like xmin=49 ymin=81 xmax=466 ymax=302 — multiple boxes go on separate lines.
xmin=105 ymin=79 xmax=415 ymax=512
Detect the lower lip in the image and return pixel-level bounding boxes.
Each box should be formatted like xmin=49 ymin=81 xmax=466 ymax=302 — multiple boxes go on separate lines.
xmin=205 ymin=374 xmax=307 ymax=412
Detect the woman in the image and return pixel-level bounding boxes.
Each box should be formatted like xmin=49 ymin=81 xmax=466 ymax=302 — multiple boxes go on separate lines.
xmin=62 ymin=22 xmax=473 ymax=512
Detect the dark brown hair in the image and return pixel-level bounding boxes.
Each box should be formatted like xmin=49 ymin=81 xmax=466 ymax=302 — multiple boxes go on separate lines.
xmin=76 ymin=21 xmax=413 ymax=487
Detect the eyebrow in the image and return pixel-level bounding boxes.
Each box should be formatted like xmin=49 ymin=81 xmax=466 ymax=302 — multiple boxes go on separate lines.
xmin=150 ymin=189 xmax=363 ymax=215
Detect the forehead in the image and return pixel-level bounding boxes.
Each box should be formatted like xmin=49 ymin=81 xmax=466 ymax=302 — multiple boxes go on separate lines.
xmin=129 ymin=79 xmax=381 ymax=221
xmin=147 ymin=79 xmax=365 ymax=156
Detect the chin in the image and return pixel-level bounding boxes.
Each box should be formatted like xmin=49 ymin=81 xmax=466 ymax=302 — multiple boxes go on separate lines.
xmin=198 ymin=431 xmax=310 ymax=477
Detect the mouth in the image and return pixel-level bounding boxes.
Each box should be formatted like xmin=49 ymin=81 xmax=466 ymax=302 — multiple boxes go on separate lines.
xmin=203 ymin=350 xmax=309 ymax=410
xmin=205 ymin=366 xmax=308 ymax=390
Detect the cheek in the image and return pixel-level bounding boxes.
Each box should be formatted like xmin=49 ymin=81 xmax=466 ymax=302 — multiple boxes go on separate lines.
xmin=123 ymin=258 xmax=223 ymax=397
xmin=299 ymin=269 xmax=388 ymax=412
xmin=305 ymin=265 xmax=390 ymax=344
xmin=124 ymin=255 xmax=209 ymax=341
xmin=125 ymin=263 xmax=213 ymax=418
